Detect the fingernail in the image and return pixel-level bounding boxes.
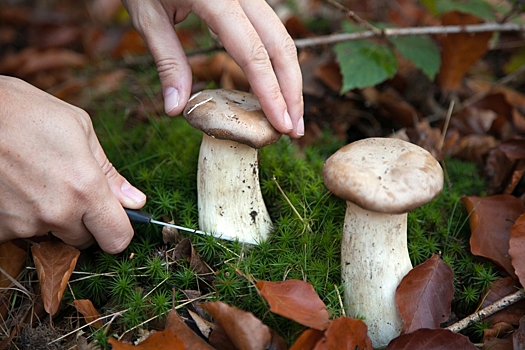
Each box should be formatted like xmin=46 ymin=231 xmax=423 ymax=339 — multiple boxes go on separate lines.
xmin=121 ymin=181 xmax=146 ymax=204
xmin=284 ymin=110 xmax=293 ymax=130
xmin=163 ymin=87 xmax=179 ymax=114
xmin=297 ymin=116 xmax=305 ymax=136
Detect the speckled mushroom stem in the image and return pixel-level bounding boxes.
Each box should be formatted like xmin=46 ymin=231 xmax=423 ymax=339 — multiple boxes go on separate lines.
xmin=342 ymin=202 xmax=412 ymax=349
xmin=197 ymin=133 xmax=272 ymax=244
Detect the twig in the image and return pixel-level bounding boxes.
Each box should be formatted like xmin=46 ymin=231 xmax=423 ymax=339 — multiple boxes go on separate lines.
xmin=325 ymin=0 xmax=382 ymax=36
xmin=438 ymin=100 xmax=455 ymax=153
xmin=294 ymin=22 xmax=525 ymax=48
xmin=446 ymin=289 xmax=525 ymax=333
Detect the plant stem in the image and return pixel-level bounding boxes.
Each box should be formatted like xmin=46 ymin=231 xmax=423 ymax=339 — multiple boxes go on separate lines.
xmin=446 ymin=289 xmax=525 ymax=332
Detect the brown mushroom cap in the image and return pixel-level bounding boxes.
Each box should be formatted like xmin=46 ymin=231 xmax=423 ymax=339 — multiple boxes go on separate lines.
xmin=323 ymin=138 xmax=444 ymax=214
xmin=183 ymin=89 xmax=281 ymax=149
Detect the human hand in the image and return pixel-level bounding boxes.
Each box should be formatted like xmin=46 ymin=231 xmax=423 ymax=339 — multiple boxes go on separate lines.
xmin=0 ymin=76 xmax=146 ymax=253
xmin=121 ymin=0 xmax=304 ymax=138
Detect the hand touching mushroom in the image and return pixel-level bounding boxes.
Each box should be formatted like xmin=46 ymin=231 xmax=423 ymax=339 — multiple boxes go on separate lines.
xmin=323 ymin=138 xmax=443 ymax=349
xmin=183 ymin=89 xmax=281 ymax=244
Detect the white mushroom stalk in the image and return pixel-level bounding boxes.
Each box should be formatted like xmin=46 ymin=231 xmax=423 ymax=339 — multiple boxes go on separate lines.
xmin=323 ymin=137 xmax=443 ymax=349
xmin=183 ymin=89 xmax=281 ymax=245
xmin=197 ymin=134 xmax=272 ymax=244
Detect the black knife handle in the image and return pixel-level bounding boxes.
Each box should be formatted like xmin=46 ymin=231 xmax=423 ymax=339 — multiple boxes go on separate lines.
xmin=124 ymin=208 xmax=153 ymax=224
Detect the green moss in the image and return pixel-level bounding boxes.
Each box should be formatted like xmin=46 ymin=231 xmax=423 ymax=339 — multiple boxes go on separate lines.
xmin=72 ymin=68 xmax=494 ymax=344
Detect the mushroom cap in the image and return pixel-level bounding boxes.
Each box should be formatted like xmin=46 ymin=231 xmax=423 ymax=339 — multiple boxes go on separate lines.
xmin=183 ymin=89 xmax=281 ymax=149
xmin=323 ymin=138 xmax=443 ymax=214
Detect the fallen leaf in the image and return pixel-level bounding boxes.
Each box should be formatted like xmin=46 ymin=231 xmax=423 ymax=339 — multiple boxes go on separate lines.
xmin=290 ymin=329 xmax=325 ymax=350
xmin=510 ymin=214 xmax=525 ymax=287
xmin=187 ymin=309 xmax=214 ymax=339
xmin=313 ymin=317 xmax=373 ymax=350
xmin=108 ymin=329 xmax=184 ymax=349
xmin=481 ymin=277 xmax=525 ymax=326
xmin=513 ymin=316 xmax=525 ymax=349
xmin=202 ymin=301 xmax=271 ymax=350
xmin=0 ymin=241 xmax=27 ymax=319
xmin=385 ymin=328 xmax=477 ymax=349
xmin=462 ymin=195 xmax=525 ymax=278
xmin=483 ymin=321 xmax=514 ymax=340
xmin=436 ymin=11 xmax=493 ymax=91
xmin=31 ymin=241 xmax=80 ymax=316
xmin=208 ymin=323 xmax=238 ymax=350
xmin=165 ymin=309 xmax=213 ymax=349
xmin=111 ymin=29 xmax=148 ymax=59
xmin=396 ymin=254 xmax=454 ymax=334
xmin=483 ymin=337 xmax=513 ymax=350
xmin=256 ymin=279 xmax=331 ymax=330
xmin=71 ymin=299 xmax=102 ymax=328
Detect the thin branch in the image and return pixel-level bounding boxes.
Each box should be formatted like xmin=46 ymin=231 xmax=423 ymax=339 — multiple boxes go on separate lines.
xmin=325 ymin=0 xmax=382 ymax=36
xmin=294 ymin=22 xmax=525 ymax=48
xmin=446 ymin=289 xmax=525 ymax=333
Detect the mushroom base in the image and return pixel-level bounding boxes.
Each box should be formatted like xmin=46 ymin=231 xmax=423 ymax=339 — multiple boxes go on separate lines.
xmin=197 ymin=134 xmax=273 ymax=244
xmin=341 ymin=201 xmax=413 ymax=349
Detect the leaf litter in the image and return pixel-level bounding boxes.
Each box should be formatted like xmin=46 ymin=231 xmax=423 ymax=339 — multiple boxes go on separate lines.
xmin=3 ymin=0 xmax=525 ymax=348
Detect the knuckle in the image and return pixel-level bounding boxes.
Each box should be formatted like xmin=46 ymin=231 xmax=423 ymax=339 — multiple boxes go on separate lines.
xmin=240 ymin=41 xmax=270 ymax=69
xmin=155 ymin=58 xmax=181 ymax=80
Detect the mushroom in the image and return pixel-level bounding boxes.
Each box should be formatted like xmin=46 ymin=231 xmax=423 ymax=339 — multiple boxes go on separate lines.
xmin=183 ymin=89 xmax=281 ymax=244
xmin=322 ymin=137 xmax=443 ymax=349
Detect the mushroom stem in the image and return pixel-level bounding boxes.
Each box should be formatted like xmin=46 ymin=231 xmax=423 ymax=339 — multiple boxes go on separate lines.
xmin=197 ymin=134 xmax=272 ymax=244
xmin=342 ymin=201 xmax=412 ymax=349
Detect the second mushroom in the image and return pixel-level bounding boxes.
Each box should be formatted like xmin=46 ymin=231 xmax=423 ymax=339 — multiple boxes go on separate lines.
xmin=183 ymin=89 xmax=281 ymax=245
xmin=323 ymin=137 xmax=444 ymax=349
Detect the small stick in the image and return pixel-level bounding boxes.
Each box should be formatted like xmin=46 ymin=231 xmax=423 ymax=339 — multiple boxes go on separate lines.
xmin=325 ymin=0 xmax=382 ymax=36
xmin=446 ymin=289 xmax=525 ymax=333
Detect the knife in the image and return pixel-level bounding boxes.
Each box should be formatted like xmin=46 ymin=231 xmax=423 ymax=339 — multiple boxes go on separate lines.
xmin=124 ymin=208 xmax=211 ymax=237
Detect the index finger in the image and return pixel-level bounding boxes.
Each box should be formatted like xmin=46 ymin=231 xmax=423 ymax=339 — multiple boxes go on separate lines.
xmin=193 ymin=0 xmax=303 ymax=137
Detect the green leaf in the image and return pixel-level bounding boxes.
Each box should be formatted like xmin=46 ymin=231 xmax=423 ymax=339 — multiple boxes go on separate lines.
xmin=422 ymin=0 xmax=495 ymax=20
xmin=335 ymin=40 xmax=397 ymax=93
xmin=389 ymin=35 xmax=441 ymax=80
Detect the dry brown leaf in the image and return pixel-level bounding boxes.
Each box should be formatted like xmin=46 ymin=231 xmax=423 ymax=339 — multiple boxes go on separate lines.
xmin=256 ymin=279 xmax=331 ymax=331
xmin=396 ymin=254 xmax=454 ymax=334
xmin=202 ymin=301 xmax=271 ymax=350
xmin=313 ymin=317 xmax=373 ymax=350
xmin=462 ymin=195 xmax=525 ymax=278
xmin=290 ymin=329 xmax=325 ymax=350
xmin=165 ymin=309 xmax=213 ymax=349
xmin=385 ymin=328 xmax=476 ymax=349
xmin=71 ymin=299 xmax=102 ymax=328
xmin=436 ymin=11 xmax=493 ymax=91
xmin=513 ymin=316 xmax=525 ymax=349
xmin=510 ymin=214 xmax=525 ymax=287
xmin=31 ymin=241 xmax=80 ymax=316
xmin=0 ymin=241 xmax=27 ymax=319
xmin=108 ymin=329 xmax=185 ymax=349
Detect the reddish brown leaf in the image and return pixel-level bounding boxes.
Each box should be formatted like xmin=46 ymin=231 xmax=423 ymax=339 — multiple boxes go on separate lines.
xmin=313 ymin=317 xmax=373 ymax=350
xmin=482 ymin=337 xmax=513 ymax=350
xmin=256 ymin=279 xmax=331 ymax=330
xmin=481 ymin=277 xmax=525 ymax=326
xmin=290 ymin=329 xmax=325 ymax=350
xmin=31 ymin=241 xmax=80 ymax=316
xmin=208 ymin=323 xmax=239 ymax=350
xmin=165 ymin=309 xmax=213 ymax=350
xmin=462 ymin=195 xmax=525 ymax=277
xmin=0 ymin=241 xmax=27 ymax=319
xmin=71 ymin=299 xmax=102 ymax=328
xmin=510 ymin=214 xmax=525 ymax=287
xmin=396 ymin=254 xmax=454 ymax=334
xmin=202 ymin=301 xmax=271 ymax=350
xmin=513 ymin=316 xmax=525 ymax=349
xmin=111 ymin=29 xmax=148 ymax=59
xmin=385 ymin=328 xmax=476 ymax=349
xmin=436 ymin=11 xmax=493 ymax=91
xmin=108 ymin=329 xmax=185 ymax=349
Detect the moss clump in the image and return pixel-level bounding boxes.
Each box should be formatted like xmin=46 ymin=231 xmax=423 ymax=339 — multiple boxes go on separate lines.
xmin=68 ymin=72 xmax=493 ymax=345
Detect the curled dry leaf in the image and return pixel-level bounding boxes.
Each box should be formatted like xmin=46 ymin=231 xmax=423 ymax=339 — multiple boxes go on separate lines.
xmin=436 ymin=11 xmax=492 ymax=91
xmin=202 ymin=301 xmax=271 ymax=350
xmin=71 ymin=299 xmax=102 ymax=328
xmin=313 ymin=317 xmax=373 ymax=350
xmin=462 ymin=195 xmax=525 ymax=278
xmin=31 ymin=241 xmax=80 ymax=316
xmin=290 ymin=329 xmax=325 ymax=350
xmin=385 ymin=328 xmax=476 ymax=349
xmin=0 ymin=241 xmax=27 ymax=319
xmin=108 ymin=329 xmax=185 ymax=349
xmin=396 ymin=254 xmax=454 ymax=334
xmin=510 ymin=214 xmax=525 ymax=288
xmin=165 ymin=309 xmax=213 ymax=350
xmin=256 ymin=279 xmax=331 ymax=331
